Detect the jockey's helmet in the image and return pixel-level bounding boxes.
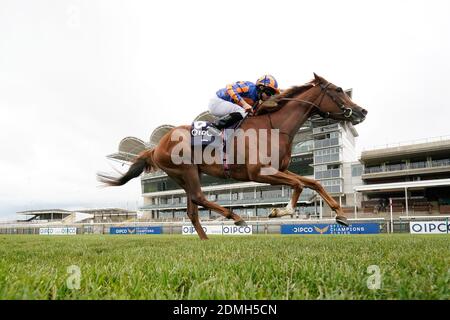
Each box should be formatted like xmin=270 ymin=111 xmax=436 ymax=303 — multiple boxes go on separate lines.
xmin=256 ymin=75 xmax=280 ymax=95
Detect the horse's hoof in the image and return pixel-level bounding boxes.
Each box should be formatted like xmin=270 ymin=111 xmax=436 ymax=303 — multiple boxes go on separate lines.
xmin=268 ymin=208 xmax=278 ymax=218
xmin=336 ymin=215 xmax=349 ymax=227
xmin=234 ymin=219 xmax=247 ymax=227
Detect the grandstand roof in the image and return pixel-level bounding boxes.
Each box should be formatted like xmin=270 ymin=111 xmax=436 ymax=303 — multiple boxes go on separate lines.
xmin=361 ymin=136 xmax=450 ymax=165
xmin=17 ymin=209 xmax=72 ymax=215
xmin=17 ymin=208 xmax=137 ymax=218
xmin=107 ymin=136 xmax=149 ymax=163
xmin=149 ymin=124 xmax=175 ymax=146
xmin=194 ymin=111 xmax=217 ymax=122
xmin=77 ymin=208 xmax=136 ymax=214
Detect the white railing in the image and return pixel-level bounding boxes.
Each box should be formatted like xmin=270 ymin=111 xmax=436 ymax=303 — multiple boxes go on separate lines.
xmin=399 ymin=215 xmax=450 ymax=220
xmin=362 ymin=135 xmax=450 ymax=151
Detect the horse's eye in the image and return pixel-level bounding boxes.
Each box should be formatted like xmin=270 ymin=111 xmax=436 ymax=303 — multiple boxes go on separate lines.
xmin=336 ymin=87 xmax=343 ymax=93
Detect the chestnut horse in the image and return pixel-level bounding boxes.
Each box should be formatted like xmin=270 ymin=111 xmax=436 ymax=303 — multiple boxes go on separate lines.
xmin=98 ymin=74 xmax=367 ymax=240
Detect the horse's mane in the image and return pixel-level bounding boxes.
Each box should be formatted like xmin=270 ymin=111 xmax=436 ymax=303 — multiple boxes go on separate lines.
xmin=256 ymin=81 xmax=315 ymax=116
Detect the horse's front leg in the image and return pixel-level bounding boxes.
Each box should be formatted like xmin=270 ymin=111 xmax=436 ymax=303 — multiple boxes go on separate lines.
xmin=187 ymin=195 xmax=208 ymax=240
xmin=248 ymin=169 xmax=304 ymax=218
xmin=289 ymin=174 xmax=348 ymax=226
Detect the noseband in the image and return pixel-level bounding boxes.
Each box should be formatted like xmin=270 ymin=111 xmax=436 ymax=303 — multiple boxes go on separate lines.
xmin=278 ymin=83 xmax=353 ymax=119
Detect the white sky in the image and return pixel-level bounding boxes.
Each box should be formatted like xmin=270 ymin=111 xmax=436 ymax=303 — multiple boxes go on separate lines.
xmin=1 ymin=0 xmax=450 ymax=219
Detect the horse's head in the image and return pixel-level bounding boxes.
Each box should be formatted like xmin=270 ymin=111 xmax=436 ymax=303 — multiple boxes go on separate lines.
xmin=311 ymin=73 xmax=367 ymax=125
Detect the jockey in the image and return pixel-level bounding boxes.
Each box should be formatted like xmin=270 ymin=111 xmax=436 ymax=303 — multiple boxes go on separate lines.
xmin=208 ymin=75 xmax=280 ymax=134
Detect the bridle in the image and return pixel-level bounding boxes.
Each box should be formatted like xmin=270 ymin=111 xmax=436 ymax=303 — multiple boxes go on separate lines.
xmin=266 ymin=82 xmax=354 ymax=139
xmin=278 ymin=82 xmax=353 ymax=119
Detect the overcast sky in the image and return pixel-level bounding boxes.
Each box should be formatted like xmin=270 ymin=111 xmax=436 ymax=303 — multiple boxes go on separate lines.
xmin=1 ymin=0 xmax=449 ymax=220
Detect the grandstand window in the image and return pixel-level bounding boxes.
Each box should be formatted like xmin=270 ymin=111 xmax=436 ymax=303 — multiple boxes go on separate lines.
xmin=199 ymin=210 xmax=209 ymax=218
xmin=242 ymin=190 xmax=255 ymax=200
xmin=261 ymin=187 xmax=283 ymax=199
xmin=207 ymin=194 xmax=216 ymax=201
xmin=410 ymin=161 xmax=427 ymax=169
xmin=314 ymin=135 xmax=340 ymax=149
xmin=432 ymin=158 xmax=450 ymax=167
xmin=210 ymin=211 xmax=222 ymax=218
xmin=314 ymin=147 xmax=340 ymax=164
xmin=292 ymin=140 xmax=314 ymax=154
xmin=315 ymin=164 xmax=341 ymax=180
xmin=364 ymin=165 xmax=383 ymax=174
xmin=143 ymin=175 xmax=246 ymax=194
xmin=242 ymin=208 xmax=255 ymax=217
xmin=351 ymin=164 xmax=363 ymax=177
xmin=174 ymin=211 xmax=185 ymax=218
xmin=217 ymin=193 xmax=230 ymax=201
xmin=159 ymin=211 xmax=173 ymax=219
xmin=320 ymin=179 xmax=342 ymax=193
xmin=313 ymin=124 xmax=339 ymax=135
xmin=256 ymin=207 xmax=268 ymax=216
xmin=386 ymin=161 xmax=407 ymax=172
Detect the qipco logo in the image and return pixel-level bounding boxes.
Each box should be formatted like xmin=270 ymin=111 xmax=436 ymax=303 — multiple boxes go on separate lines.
xmin=293 ymin=226 xmax=314 ymax=233
xmin=222 ymin=226 xmax=252 ymax=234
xmin=191 ymin=129 xmax=212 ymax=137
xmin=411 ymin=222 xmax=450 ymax=234
xmin=182 ymin=226 xmax=195 ymax=234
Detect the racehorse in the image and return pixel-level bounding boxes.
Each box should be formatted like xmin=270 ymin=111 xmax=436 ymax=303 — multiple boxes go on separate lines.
xmin=97 ymin=74 xmax=367 ymax=240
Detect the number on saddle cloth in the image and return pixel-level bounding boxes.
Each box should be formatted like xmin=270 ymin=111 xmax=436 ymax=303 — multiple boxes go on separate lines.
xmin=190 ymin=121 xmax=222 ymax=148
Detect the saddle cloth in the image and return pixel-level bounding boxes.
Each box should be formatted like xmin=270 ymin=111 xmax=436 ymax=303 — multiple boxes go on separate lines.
xmin=190 ymin=119 xmax=244 ymax=177
xmin=190 ymin=121 xmax=221 ymax=148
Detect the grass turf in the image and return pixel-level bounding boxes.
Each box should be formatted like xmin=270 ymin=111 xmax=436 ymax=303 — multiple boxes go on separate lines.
xmin=0 ymin=234 xmax=448 ymax=299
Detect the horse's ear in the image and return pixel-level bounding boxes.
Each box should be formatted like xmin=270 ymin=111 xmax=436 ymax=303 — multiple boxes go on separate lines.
xmin=313 ymin=73 xmax=321 ymax=82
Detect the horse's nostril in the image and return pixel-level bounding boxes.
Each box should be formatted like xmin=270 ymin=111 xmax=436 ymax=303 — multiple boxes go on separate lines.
xmin=361 ymin=109 xmax=368 ymax=116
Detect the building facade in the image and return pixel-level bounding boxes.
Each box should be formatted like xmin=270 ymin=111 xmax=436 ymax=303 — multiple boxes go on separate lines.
xmin=354 ymin=137 xmax=450 ymax=219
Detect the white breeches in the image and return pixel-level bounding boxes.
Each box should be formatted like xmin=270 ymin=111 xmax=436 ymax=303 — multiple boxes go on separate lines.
xmin=208 ymin=97 xmax=246 ymax=118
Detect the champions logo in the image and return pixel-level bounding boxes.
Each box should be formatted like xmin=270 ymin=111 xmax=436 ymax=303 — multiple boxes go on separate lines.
xmin=282 ymin=223 xmax=380 ymax=235
xmin=314 ymin=226 xmax=329 ymax=234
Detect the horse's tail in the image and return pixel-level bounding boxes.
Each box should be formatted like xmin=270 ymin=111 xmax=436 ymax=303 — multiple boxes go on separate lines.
xmin=97 ymin=149 xmax=158 ymax=187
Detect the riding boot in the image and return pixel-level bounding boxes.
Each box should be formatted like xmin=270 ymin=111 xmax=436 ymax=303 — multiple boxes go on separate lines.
xmin=208 ymin=112 xmax=244 ymax=135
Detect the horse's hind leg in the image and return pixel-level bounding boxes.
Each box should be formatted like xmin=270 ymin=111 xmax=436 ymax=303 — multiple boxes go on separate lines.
xmin=163 ymin=170 xmax=208 ymax=240
xmin=183 ymin=167 xmax=247 ymax=226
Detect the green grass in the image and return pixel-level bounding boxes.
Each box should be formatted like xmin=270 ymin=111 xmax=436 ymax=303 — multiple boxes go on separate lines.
xmin=0 ymin=234 xmax=448 ymax=300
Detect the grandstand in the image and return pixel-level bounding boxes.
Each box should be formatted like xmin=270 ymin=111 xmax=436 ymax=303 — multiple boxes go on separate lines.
xmin=354 ymin=136 xmax=450 ymax=219
xmin=17 ymin=209 xmax=72 ymax=222
xmin=15 ymin=208 xmax=137 ymax=224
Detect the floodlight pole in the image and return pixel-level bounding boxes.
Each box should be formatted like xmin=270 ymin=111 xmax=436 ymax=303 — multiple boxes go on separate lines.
xmin=389 ymin=197 xmax=394 ymax=234
xmin=319 ymin=198 xmax=323 ymax=220
xmin=404 ymin=187 xmax=409 ymax=217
